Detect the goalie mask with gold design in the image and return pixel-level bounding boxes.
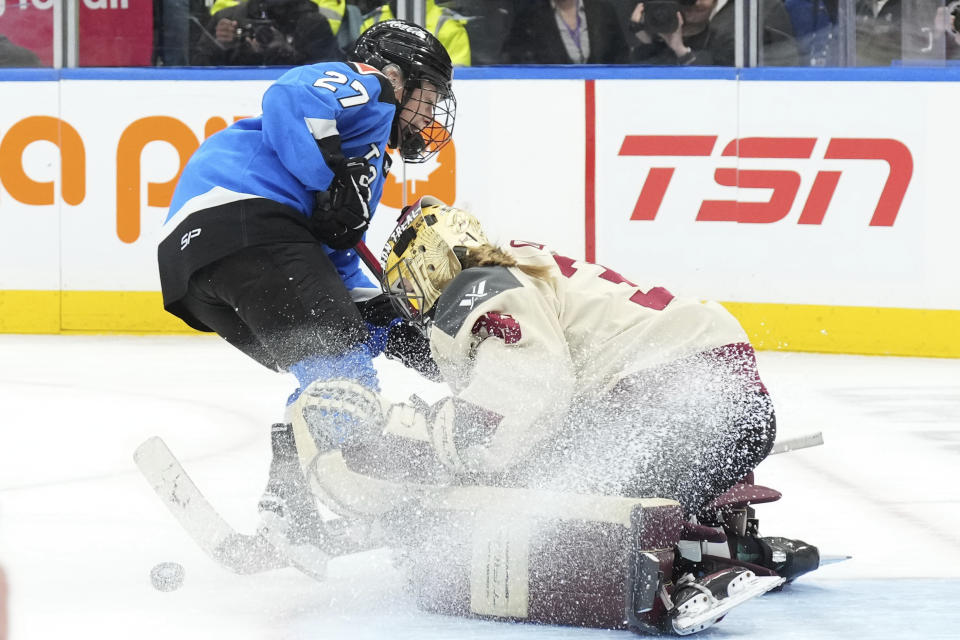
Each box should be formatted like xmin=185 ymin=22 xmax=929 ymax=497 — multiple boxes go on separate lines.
xmin=380 ymin=196 xmax=488 ymax=327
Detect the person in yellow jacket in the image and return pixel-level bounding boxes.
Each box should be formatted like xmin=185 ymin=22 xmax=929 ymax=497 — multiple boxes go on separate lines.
xmin=210 ymin=0 xmax=347 ymax=35
xmin=360 ymin=1 xmax=470 ymax=66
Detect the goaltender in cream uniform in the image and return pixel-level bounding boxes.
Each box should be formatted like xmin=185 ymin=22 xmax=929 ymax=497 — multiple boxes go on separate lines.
xmin=426 ymin=240 xmax=752 ymax=475
xmin=288 ymin=199 xmax=769 ymax=521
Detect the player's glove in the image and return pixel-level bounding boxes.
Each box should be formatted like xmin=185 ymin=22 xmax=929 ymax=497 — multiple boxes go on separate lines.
xmin=312 ymin=157 xmax=373 ymax=250
xmin=357 ymin=294 xmax=441 ymax=382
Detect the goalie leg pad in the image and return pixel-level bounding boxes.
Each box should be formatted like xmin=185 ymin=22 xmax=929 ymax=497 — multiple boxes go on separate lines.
xmin=397 ymin=488 xmax=687 ymax=633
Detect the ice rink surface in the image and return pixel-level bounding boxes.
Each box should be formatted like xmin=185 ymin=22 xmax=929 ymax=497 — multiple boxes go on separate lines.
xmin=1 ymin=334 xmax=959 ymax=639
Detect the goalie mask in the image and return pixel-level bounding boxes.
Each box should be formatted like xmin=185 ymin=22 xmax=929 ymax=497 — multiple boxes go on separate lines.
xmin=381 ymin=196 xmax=488 ymax=327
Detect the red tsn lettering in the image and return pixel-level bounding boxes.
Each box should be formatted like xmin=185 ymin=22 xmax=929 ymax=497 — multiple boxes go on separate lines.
xmin=721 ymin=137 xmax=817 ymax=159
xmin=823 ymin=138 xmax=912 ymax=227
xmin=619 ymin=135 xmax=717 ymax=157
xmin=620 ymin=135 xmax=715 ymax=221
xmin=621 ymin=135 xmax=913 ymax=226
xmin=698 ymin=168 xmax=803 ymax=223
xmin=698 ymin=137 xmax=813 ymax=223
xmin=798 ymin=171 xmax=842 ymax=225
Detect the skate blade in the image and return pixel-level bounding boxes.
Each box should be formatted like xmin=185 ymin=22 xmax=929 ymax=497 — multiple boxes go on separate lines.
xmin=820 ymin=554 xmax=852 ymax=567
xmin=672 ymin=574 xmax=784 ymax=635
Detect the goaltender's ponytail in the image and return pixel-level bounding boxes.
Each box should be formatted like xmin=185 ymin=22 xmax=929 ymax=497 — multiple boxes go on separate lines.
xmin=461 ymin=244 xmax=553 ymax=282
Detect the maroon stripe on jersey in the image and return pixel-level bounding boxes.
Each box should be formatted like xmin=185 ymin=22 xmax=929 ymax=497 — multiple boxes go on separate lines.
xmin=584 ymin=79 xmax=596 ymax=262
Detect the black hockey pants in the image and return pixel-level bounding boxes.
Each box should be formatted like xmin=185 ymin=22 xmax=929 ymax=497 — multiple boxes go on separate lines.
xmin=174 ymin=242 xmax=368 ymax=371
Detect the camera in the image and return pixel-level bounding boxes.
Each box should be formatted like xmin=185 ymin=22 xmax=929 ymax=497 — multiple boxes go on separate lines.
xmin=949 ymin=0 xmax=960 ymax=35
xmin=633 ymin=0 xmax=698 ymax=35
xmin=236 ymin=18 xmax=280 ymax=46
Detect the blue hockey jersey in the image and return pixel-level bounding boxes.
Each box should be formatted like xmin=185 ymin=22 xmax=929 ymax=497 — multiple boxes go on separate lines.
xmin=164 ymin=61 xmax=397 ymax=290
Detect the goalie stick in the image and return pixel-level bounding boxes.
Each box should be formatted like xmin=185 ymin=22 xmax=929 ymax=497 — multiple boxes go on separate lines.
xmin=135 ymin=437 xmax=383 ymax=578
xmin=135 ymin=430 xmax=826 ymax=578
xmin=134 ymin=436 xmax=288 ymax=574
xmin=769 ymin=431 xmax=824 ymax=455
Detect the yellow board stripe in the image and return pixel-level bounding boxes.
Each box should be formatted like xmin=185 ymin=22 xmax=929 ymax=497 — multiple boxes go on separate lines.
xmin=722 ymin=302 xmax=960 ymax=358
xmin=1 ymin=290 xmax=958 ymax=357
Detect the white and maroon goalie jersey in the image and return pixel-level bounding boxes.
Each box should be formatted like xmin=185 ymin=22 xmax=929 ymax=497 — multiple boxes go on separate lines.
xmin=426 ymin=240 xmax=751 ymax=472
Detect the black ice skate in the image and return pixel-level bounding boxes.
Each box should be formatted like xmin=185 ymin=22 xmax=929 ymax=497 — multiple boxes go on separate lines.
xmin=669 ymin=567 xmax=784 ymax=635
xmin=257 ymin=422 xmax=331 ymax=580
xmin=698 ymin=480 xmax=821 ymax=583
xmin=731 ymin=526 xmax=821 ymax=583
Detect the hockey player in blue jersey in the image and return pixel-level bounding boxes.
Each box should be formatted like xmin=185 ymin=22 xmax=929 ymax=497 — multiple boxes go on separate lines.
xmin=156 ymin=20 xmax=455 ymax=564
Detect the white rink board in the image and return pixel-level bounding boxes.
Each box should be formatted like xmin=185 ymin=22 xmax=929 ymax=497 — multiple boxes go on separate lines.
xmin=57 ymin=79 xmax=273 ymax=291
xmin=363 ymin=79 xmax=586 ymax=262
xmin=0 ymin=81 xmax=62 ymax=290
xmin=0 ymin=75 xmax=958 ymax=311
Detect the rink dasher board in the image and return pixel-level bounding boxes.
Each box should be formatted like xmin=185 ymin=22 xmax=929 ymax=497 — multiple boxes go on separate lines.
xmin=1 ymin=68 xmax=958 ymax=357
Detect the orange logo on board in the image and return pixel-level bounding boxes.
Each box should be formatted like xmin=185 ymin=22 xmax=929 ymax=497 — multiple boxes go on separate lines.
xmin=380 ymin=136 xmax=456 ymax=208
xmin=0 ymin=116 xmax=85 ymax=206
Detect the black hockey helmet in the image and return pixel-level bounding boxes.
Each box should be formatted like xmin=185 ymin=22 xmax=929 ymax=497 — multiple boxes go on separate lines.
xmin=349 ymin=20 xmax=456 ymax=163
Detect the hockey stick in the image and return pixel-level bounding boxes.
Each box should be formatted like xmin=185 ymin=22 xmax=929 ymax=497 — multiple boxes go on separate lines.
xmin=134 ymin=437 xmax=288 ymax=574
xmin=135 ymin=437 xmax=381 ymax=579
xmin=769 ymin=431 xmax=824 ymax=455
xmin=355 ymin=240 xmax=383 ymax=279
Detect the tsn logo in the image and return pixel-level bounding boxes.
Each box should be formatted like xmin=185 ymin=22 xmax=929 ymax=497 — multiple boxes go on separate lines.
xmin=619 ymin=135 xmax=912 ymax=226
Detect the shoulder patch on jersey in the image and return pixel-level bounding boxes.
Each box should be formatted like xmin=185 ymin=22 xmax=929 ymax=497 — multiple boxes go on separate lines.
xmin=349 ymin=62 xmax=384 ymax=76
xmin=432 ymin=267 xmax=522 ymax=337
xmin=472 ymin=312 xmax=521 ymax=344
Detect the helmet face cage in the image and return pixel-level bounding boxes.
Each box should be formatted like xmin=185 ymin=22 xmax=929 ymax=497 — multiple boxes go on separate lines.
xmin=379 ymin=197 xmax=488 ymax=329
xmin=349 ymin=20 xmax=456 ymax=163
xmin=396 ymin=81 xmax=456 ymax=163
xmin=381 ymin=255 xmax=431 ymax=330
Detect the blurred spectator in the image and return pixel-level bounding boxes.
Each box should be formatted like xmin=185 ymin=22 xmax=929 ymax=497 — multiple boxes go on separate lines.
xmin=856 ymin=0 xmax=960 ymax=65
xmin=856 ymin=0 xmax=906 ymax=65
xmin=0 ymin=33 xmax=42 ymax=68
xmin=501 ymin=0 xmax=629 ymax=64
xmin=154 ymin=0 xmax=211 ymax=65
xmin=193 ymin=0 xmax=342 ymax=66
xmin=444 ymin=0 xmax=511 ymax=65
xmin=360 ymin=1 xmax=471 ymax=65
xmin=784 ymin=0 xmax=843 ymax=65
xmin=211 ymin=0 xmax=348 ymax=36
xmin=940 ymin=0 xmax=960 ymax=57
xmin=630 ymin=0 xmax=798 ymax=66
